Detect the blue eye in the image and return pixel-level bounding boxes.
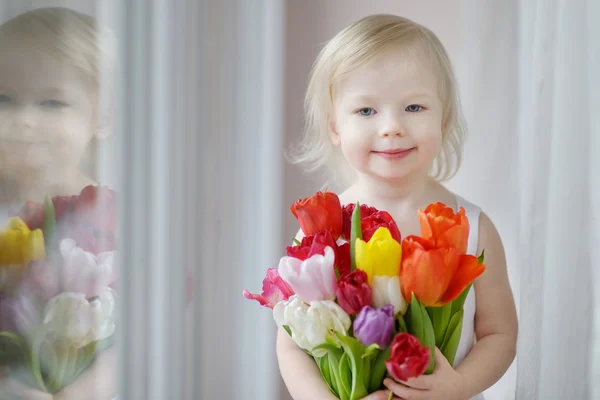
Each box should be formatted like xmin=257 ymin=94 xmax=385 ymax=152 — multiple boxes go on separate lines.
xmin=406 ymin=104 xmax=423 ymax=112
xmin=358 ymin=108 xmax=376 ymax=116
xmin=40 ymin=99 xmax=68 ymax=108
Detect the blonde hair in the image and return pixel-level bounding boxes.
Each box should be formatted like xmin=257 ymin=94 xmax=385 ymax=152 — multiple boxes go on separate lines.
xmin=288 ymin=14 xmax=467 ymax=189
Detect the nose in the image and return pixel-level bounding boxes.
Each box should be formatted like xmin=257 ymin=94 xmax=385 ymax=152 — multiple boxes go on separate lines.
xmin=379 ymin=113 xmax=406 ymax=137
xmin=12 ymin=106 xmax=37 ymax=130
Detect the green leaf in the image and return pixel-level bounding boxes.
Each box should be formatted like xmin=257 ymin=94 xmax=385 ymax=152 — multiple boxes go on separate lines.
xmin=450 ymin=284 xmax=472 ymax=316
xmin=292 ymin=238 xmax=301 ymax=245
xmin=317 ymin=354 xmax=338 ymax=397
xmin=282 ymin=325 xmax=292 ymax=337
xmin=408 ymin=294 xmax=424 ymax=339
xmin=42 ymin=196 xmax=56 ymax=250
xmin=362 ymin=353 xmax=372 ymax=389
xmin=335 ymin=333 xmax=368 ymax=399
xmin=28 ymin=329 xmax=49 ymax=393
xmin=328 ymin=349 xmax=346 ymax=400
xmin=350 ymin=202 xmax=362 ymax=272
xmin=397 ymin=314 xmax=408 ymax=333
xmin=368 ymin=346 xmax=390 ymax=393
xmin=63 ymin=345 xmax=79 ymax=386
xmin=478 ymin=250 xmax=485 ymax=264
xmin=439 ymin=309 xmax=464 ymax=367
xmin=43 ymin=341 xmax=60 ymax=393
xmin=0 ymin=331 xmax=27 ymax=365
xmin=361 ymin=343 xmax=380 ymax=359
xmin=338 ymin=353 xmax=353 ymax=399
xmin=408 ymin=295 xmax=435 ymax=373
xmin=312 ymin=342 xmax=342 ymax=355
xmin=427 ymin=303 xmax=452 ymax=348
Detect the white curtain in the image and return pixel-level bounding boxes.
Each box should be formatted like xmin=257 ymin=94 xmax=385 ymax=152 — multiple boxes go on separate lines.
xmin=455 ymin=1 xmax=600 ymax=399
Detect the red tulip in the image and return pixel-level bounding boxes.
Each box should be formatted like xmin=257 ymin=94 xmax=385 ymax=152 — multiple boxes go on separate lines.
xmin=16 ymin=201 xmax=45 ymax=230
xmin=335 ymin=269 xmax=372 ymax=315
xmin=342 ymin=204 xmax=401 ymax=243
xmin=290 ymin=191 xmax=343 ymax=239
xmin=419 ymin=202 xmax=469 ymax=254
xmin=385 ymin=333 xmax=431 ymax=381
xmin=75 ymin=185 xmax=117 ymax=231
xmin=400 ymin=235 xmax=485 ymax=307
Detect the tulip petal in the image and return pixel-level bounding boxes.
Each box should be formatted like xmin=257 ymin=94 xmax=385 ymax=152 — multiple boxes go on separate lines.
xmin=371 ymin=276 xmax=408 ymax=316
xmin=278 ymin=247 xmax=337 ymax=302
xmin=59 ymin=239 xmax=116 ymax=298
xmin=437 ymin=255 xmax=485 ymax=305
xmin=356 ymin=228 xmax=402 ymax=283
xmin=400 ymin=236 xmax=460 ymax=306
xmin=418 ymin=204 xmax=469 ymax=254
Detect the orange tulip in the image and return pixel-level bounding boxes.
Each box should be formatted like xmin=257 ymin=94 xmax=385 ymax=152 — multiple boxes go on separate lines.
xmin=418 ymin=202 xmax=469 ymax=254
xmin=290 ymin=191 xmax=343 ymax=239
xmin=400 ymin=235 xmax=485 ymax=307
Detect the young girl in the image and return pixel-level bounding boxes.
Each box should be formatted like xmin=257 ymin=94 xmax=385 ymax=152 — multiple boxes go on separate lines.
xmin=279 ymin=14 xmax=518 ymax=400
xmin=0 ymin=7 xmax=117 ymax=400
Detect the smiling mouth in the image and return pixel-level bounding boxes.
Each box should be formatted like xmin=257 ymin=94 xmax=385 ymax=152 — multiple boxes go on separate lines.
xmin=373 ymin=147 xmax=415 ymax=159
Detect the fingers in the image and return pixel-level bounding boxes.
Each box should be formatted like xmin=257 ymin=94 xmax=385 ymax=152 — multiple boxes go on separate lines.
xmin=433 ymin=346 xmax=451 ymax=372
xmin=384 ymin=378 xmax=428 ymax=400
xmin=396 ymin=374 xmax=436 ymax=390
xmin=361 ymin=389 xmax=395 ymax=400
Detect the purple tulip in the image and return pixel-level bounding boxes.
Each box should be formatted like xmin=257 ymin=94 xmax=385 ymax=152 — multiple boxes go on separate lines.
xmin=353 ymin=304 xmax=394 ymax=348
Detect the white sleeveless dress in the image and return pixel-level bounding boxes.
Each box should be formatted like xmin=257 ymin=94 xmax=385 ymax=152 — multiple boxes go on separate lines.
xmin=454 ymin=195 xmax=485 ymax=400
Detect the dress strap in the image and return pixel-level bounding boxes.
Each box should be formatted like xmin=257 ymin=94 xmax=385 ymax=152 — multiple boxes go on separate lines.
xmin=455 ymin=195 xmax=481 ymax=256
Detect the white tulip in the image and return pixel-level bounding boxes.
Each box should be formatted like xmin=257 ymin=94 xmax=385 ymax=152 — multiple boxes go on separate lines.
xmin=371 ymin=275 xmax=408 ymax=316
xmin=273 ymin=295 xmax=351 ymax=357
xmin=43 ymin=288 xmax=116 ymax=349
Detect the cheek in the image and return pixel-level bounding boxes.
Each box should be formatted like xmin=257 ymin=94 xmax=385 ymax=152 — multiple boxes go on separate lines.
xmin=410 ymin=117 xmax=443 ymax=158
xmin=338 ymin=124 xmax=372 ymax=161
xmin=42 ymin=112 xmax=94 ymax=148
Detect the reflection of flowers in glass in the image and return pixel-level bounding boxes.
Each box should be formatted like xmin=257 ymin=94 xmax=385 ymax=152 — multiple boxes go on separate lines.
xmin=0 ymin=293 xmax=41 ymax=334
xmin=20 ymin=239 xmax=117 ymax=301
xmin=0 ymin=217 xmax=45 ymax=265
xmin=43 ymin=288 xmax=117 ymax=349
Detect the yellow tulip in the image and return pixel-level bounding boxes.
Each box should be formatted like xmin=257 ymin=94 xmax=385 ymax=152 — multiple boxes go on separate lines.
xmin=355 ymin=227 xmax=402 ymax=283
xmin=0 ymin=217 xmax=45 ymax=266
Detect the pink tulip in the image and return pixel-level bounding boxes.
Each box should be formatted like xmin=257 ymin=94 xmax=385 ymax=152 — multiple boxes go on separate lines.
xmin=278 ymin=246 xmax=337 ymax=302
xmin=19 ymin=239 xmax=117 ymax=300
xmin=243 ymin=268 xmax=294 ymax=309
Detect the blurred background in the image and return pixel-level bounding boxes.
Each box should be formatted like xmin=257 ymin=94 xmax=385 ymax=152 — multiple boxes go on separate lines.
xmin=0 ymin=0 xmax=598 ymax=399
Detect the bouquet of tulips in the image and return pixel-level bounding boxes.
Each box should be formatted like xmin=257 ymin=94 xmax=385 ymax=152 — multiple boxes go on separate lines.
xmin=0 ymin=185 xmax=117 ymax=394
xmin=243 ymin=191 xmax=485 ymax=400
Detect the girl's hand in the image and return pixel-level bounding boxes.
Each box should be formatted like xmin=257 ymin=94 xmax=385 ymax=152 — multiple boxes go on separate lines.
xmin=383 ymin=347 xmax=466 ymax=400
xmin=0 ymin=377 xmax=53 ymax=400
xmin=361 ymin=389 xmax=397 ymax=400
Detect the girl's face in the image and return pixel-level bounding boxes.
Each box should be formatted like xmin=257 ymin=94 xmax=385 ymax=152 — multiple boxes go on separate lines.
xmin=330 ymin=47 xmax=444 ymax=183
xmin=0 ymin=38 xmax=98 ymax=179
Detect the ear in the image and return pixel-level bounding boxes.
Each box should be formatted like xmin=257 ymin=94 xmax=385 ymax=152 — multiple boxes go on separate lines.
xmin=328 ymin=114 xmax=341 ymax=146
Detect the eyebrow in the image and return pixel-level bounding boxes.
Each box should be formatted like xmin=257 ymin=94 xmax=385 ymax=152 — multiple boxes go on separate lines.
xmin=41 ymin=87 xmax=71 ymax=97
xmin=345 ymin=91 xmax=435 ymax=103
